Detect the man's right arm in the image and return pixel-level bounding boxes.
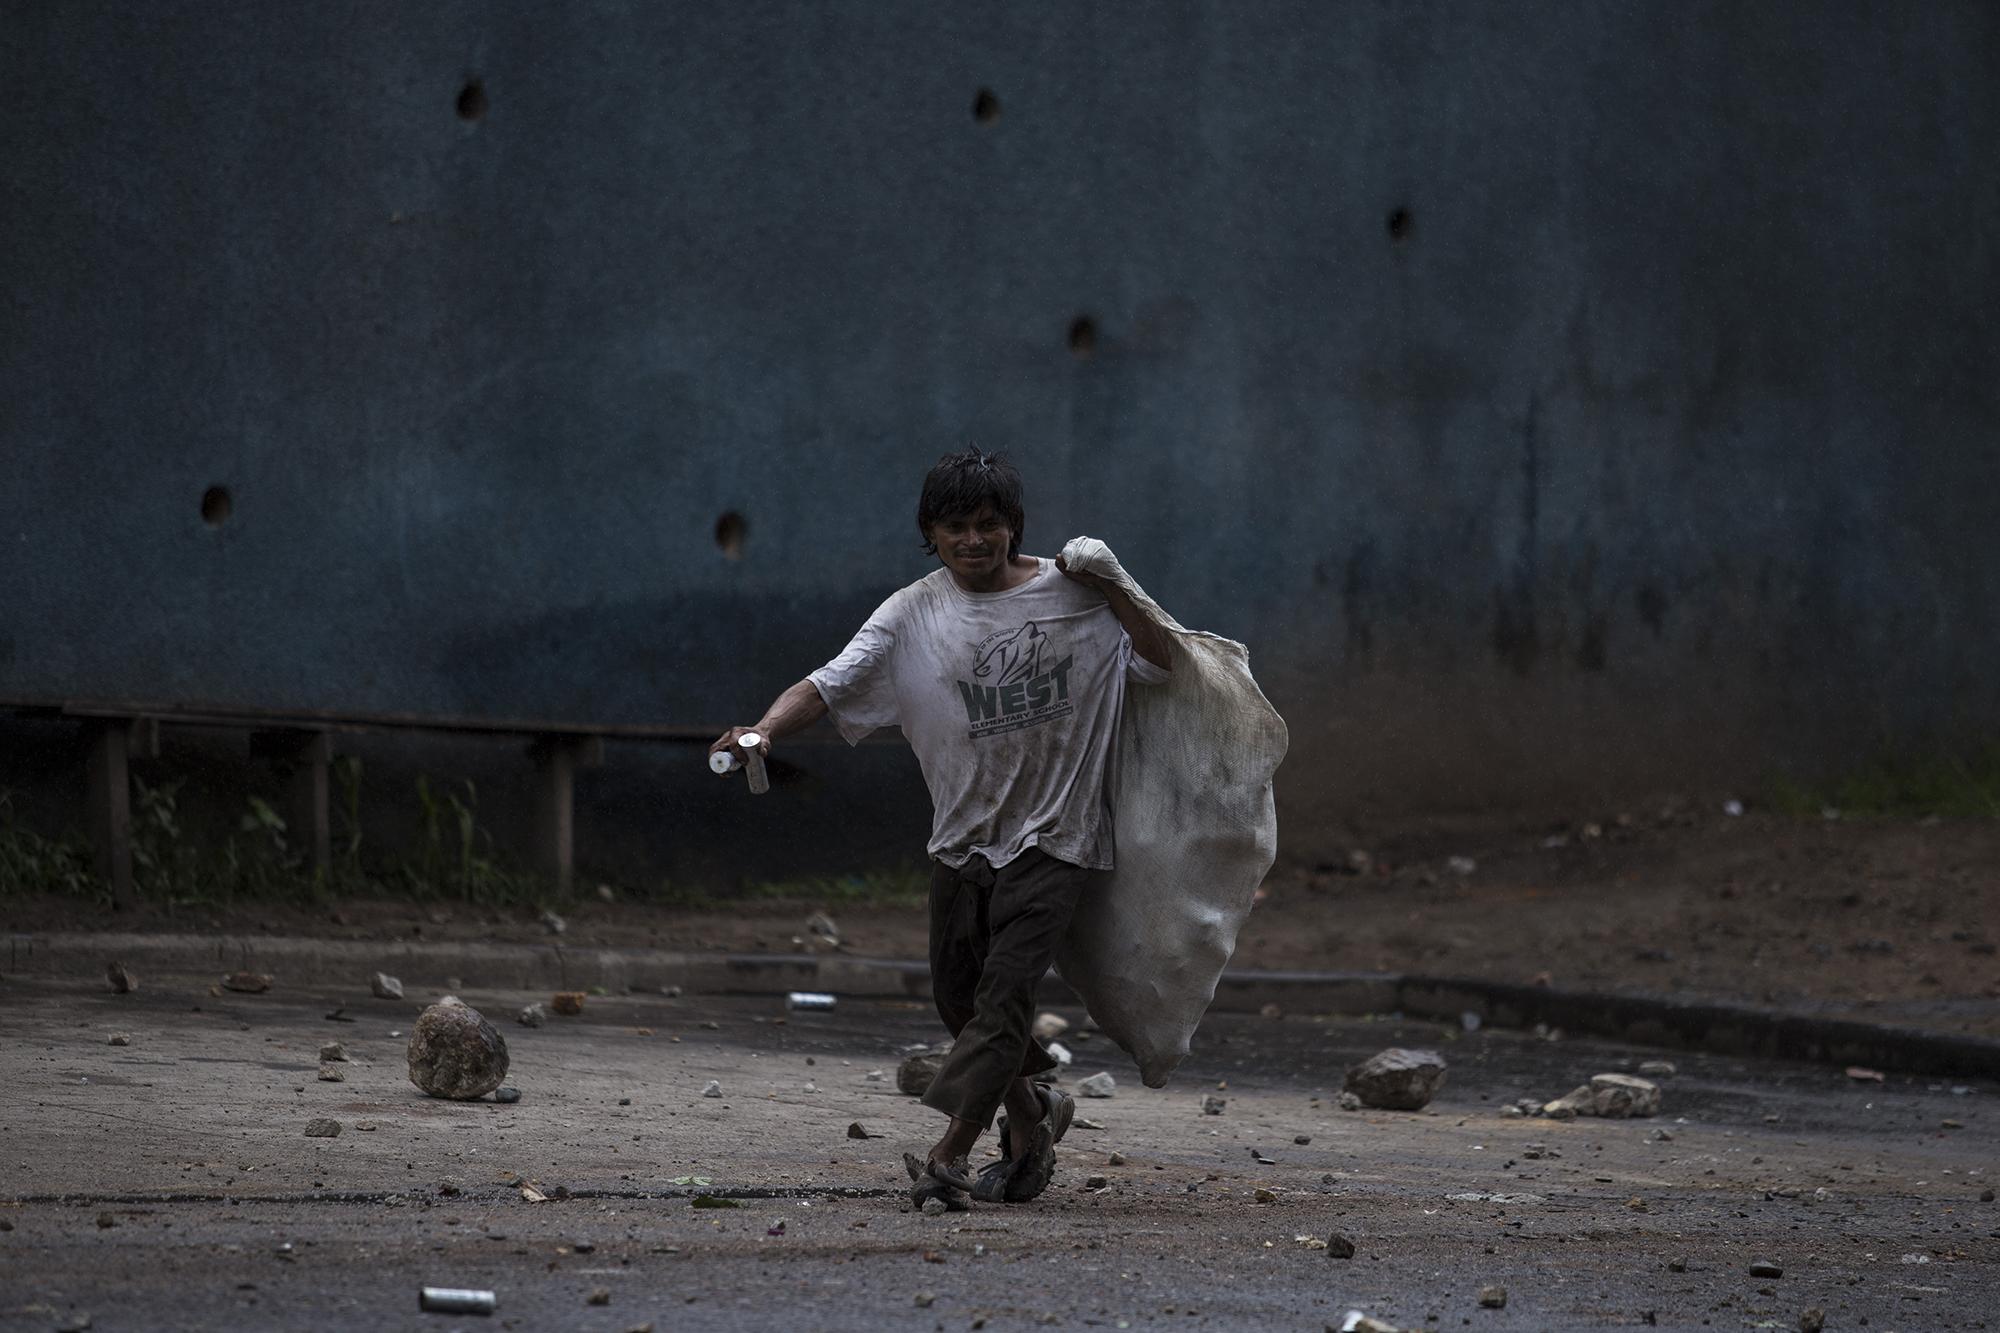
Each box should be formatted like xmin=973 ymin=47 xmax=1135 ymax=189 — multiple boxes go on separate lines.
xmin=708 ymin=679 xmax=828 ymax=767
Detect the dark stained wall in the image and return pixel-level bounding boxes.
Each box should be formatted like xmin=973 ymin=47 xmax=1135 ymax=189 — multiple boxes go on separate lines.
xmin=4 ymin=1 xmax=1997 ymax=845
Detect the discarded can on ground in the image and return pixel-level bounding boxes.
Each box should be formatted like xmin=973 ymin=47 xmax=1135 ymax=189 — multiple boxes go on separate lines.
xmin=786 ymin=992 xmax=836 ymax=1011
xmin=419 ymin=1287 xmax=496 ymax=1316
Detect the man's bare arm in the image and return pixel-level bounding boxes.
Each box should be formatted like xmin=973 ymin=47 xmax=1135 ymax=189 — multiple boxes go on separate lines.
xmin=708 ymin=679 xmax=829 ymax=767
xmin=1055 ymin=556 xmax=1173 ymax=671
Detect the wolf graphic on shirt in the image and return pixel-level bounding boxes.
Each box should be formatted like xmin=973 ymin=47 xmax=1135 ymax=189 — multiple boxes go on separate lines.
xmin=958 ymin=621 xmax=1074 ymax=740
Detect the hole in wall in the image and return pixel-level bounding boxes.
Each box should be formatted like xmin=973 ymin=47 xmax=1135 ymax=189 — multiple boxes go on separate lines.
xmin=200 ymin=486 xmax=233 ymax=527
xmin=972 ymin=88 xmax=1000 ymax=124
xmin=714 ymin=511 xmax=748 ymax=560
xmin=1067 ymin=316 xmax=1097 ymax=359
xmin=1386 ymin=207 xmax=1413 ymax=241
xmin=456 ymin=79 xmax=488 ymax=122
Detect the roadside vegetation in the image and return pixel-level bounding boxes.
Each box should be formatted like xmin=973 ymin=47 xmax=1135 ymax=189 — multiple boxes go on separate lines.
xmin=0 ymin=758 xmax=930 ymax=912
xmin=1763 ymin=744 xmax=2000 ymax=820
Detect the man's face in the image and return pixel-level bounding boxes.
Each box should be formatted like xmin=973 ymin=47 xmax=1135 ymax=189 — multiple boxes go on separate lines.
xmin=929 ymin=504 xmax=1014 ymax=579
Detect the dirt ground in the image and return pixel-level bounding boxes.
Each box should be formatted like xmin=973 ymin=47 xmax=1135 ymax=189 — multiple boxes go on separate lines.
xmin=8 ymin=808 xmax=1998 ymax=1035
xmin=2 ymin=982 xmax=1994 ymax=1331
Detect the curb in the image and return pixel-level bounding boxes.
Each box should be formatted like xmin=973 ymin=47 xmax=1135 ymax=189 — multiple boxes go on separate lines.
xmin=8 ymin=930 xmax=1997 ymax=1080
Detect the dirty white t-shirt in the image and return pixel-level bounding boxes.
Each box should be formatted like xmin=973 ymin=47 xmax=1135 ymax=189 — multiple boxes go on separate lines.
xmin=808 ymin=558 xmax=1170 ymax=871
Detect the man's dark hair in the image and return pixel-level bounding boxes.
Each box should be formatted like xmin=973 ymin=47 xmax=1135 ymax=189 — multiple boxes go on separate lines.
xmin=917 ymin=448 xmax=1025 ymax=558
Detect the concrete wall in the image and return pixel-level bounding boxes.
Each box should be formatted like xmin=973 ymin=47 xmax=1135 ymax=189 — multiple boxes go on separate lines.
xmin=4 ymin=1 xmax=1996 ymax=870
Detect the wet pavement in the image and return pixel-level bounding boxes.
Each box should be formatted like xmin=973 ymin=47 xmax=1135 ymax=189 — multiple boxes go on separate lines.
xmin=1 ymin=973 xmax=1995 ymax=1331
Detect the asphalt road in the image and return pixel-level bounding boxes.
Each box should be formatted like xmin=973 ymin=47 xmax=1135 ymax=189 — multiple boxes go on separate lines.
xmin=1 ymin=973 xmax=1994 ymax=1331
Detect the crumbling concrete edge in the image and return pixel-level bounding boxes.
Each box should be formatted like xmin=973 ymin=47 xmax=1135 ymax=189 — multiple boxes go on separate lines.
xmin=8 ymin=931 xmax=1996 ymax=1078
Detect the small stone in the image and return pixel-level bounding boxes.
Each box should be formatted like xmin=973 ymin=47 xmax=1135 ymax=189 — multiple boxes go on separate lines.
xmin=1077 ymin=1071 xmax=1117 ymax=1098
xmin=495 ymin=1086 xmax=521 ymax=1103
xmin=95 ymin=1211 xmax=116 ymax=1228
xmin=319 ymin=1042 xmax=349 ymax=1062
xmin=1325 ymin=1232 xmax=1356 ymax=1259
xmin=550 ymin=992 xmax=585 ymax=1016
xmin=515 ymin=1003 xmax=548 ymax=1028
xmin=221 ymin=971 xmax=272 ymax=993
xmin=1294 ymin=1135 xmax=1311 ymax=1145
xmin=847 ymin=1122 xmax=872 ymax=1139
xmin=1478 ymin=1285 xmax=1507 ymax=1309
xmin=587 ymin=1287 xmax=610 ymax=1305
xmin=1981 ymin=1189 xmax=1994 ymax=1202
xmin=1253 ymin=1187 xmax=1277 ymax=1203
xmin=107 ymin=1034 xmax=130 ymax=1047
xmin=1046 ymin=1041 xmax=1073 ymax=1066
xmin=370 ymin=972 xmax=403 ymax=1000
xmin=1667 ymin=1257 xmax=1687 ymax=1272
xmin=863 ymin=1069 xmax=885 ymax=1082
xmin=914 ymin=1292 xmax=936 ymax=1308
xmin=1446 ymin=855 xmax=1477 ymax=875
xmin=1800 ymin=1310 xmax=1825 ymax=1333
xmin=540 ymin=909 xmax=567 ymax=935
xmin=1032 ymin=1012 xmax=1071 ymax=1042
xmin=106 ymin=963 xmax=137 ymax=994
xmin=1459 ymin=1010 xmax=1482 ymax=1032
xmin=1108 ymin=1152 xmax=1126 ymax=1166
xmin=1343 ymin=1048 xmax=1448 ymax=1111
xmin=406 ymin=1001 xmax=510 ymax=1100
xmin=1201 ymin=1095 xmax=1227 ymax=1116
xmin=303 ymin=1118 xmax=341 ymax=1138
xmin=805 ymin=910 xmax=839 ymax=945
xmin=897 ymin=1046 xmax=950 ymax=1096
xmin=1586 ymin=1073 xmax=1662 ymax=1118
xmin=1259 ymin=1002 xmax=1284 ymax=1019
xmin=55 ymin=1315 xmax=91 ymax=1333
xmin=702 ymin=1080 xmax=723 ymax=1098
xmin=1085 ymin=1175 xmax=1109 ymax=1189
xmin=1637 ymin=1060 xmax=1677 ymax=1077
xmin=1336 ymin=1090 xmax=1363 ymax=1111
xmin=317 ymin=1063 xmax=345 ymax=1082
xmin=1748 ymin=1259 xmax=1783 ymax=1278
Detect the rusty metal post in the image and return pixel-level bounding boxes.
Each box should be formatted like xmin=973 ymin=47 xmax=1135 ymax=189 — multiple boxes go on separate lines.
xmin=84 ymin=718 xmax=134 ymax=908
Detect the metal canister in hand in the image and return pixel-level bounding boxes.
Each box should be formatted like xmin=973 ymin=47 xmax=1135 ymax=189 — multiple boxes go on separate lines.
xmin=706 ymin=730 xmax=771 ymax=795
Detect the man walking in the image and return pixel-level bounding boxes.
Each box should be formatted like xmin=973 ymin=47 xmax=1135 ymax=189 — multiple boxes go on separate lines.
xmin=710 ymin=449 xmax=1171 ymax=1207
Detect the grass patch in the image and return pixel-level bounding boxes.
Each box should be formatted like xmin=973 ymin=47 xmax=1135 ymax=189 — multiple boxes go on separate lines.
xmin=1763 ymin=745 xmax=2000 ymax=819
xmin=0 ymin=765 xmax=557 ymax=911
xmin=649 ymin=865 xmax=930 ymax=911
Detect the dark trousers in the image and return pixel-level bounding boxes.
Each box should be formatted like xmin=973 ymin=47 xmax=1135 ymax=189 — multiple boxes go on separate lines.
xmin=920 ymin=846 xmax=1093 ymax=1129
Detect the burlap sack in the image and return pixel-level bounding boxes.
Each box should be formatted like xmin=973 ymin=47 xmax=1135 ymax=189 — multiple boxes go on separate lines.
xmin=1053 ymin=537 xmax=1289 ymax=1086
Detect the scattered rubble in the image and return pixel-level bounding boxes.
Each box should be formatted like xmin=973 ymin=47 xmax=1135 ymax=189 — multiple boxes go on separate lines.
xmin=221 ymin=972 xmax=272 ymax=993
xmin=1032 ymin=1012 xmax=1070 ymax=1042
xmin=1748 ymin=1259 xmax=1784 ymax=1278
xmin=805 ymin=911 xmax=841 ymax=946
xmin=1800 ymin=1308 xmax=1825 ymax=1332
xmin=106 ymin=963 xmax=137 ymax=994
xmin=702 ymin=1080 xmax=723 ymax=1098
xmin=1046 ymin=1041 xmax=1073 ymax=1066
xmin=495 ymin=1086 xmax=521 ymax=1103
xmin=1344 ymin=1048 xmax=1447 ymax=1111
xmin=1338 ymin=1313 xmax=1406 ymax=1333
xmin=317 ymin=1063 xmax=345 ymax=1082
xmin=897 ymin=1046 xmax=950 ymax=1096
xmin=1636 ymin=1060 xmax=1676 ymax=1077
xmin=1325 ymin=1232 xmax=1356 ymax=1259
xmin=539 ymin=909 xmax=567 ymax=935
xmin=1477 ymin=1286 xmax=1507 ymax=1309
xmin=847 ymin=1122 xmax=879 ymax=1139
xmin=1201 ymin=1095 xmax=1227 ymax=1116
xmin=303 ymin=1118 xmax=342 ymax=1138
xmin=517 ymin=1003 xmax=547 ymax=1028
xmin=318 ymin=1041 xmax=350 ymax=1062
xmin=106 ymin=1034 xmax=130 ymax=1047
xmin=1077 ymin=1072 xmax=1117 ymax=1098
xmin=1336 ymin=1091 xmax=1363 ymax=1111
xmin=419 ymin=1288 xmax=496 ymax=1316
xmin=551 ymin=992 xmax=586 ymax=1016
xmin=1543 ymin=1073 xmax=1661 ymax=1120
xmin=370 ymin=973 xmax=403 ymax=1000
xmin=406 ymin=1001 xmax=510 ymax=1100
